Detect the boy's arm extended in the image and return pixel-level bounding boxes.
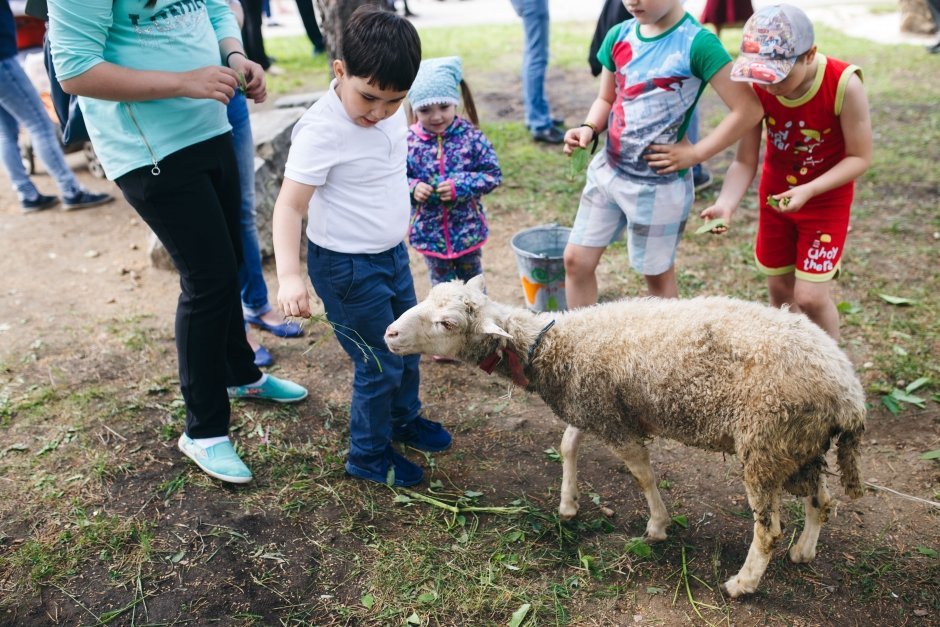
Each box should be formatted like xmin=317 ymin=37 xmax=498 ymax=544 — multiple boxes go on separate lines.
xmin=772 ymin=74 xmax=872 ymax=213
xmin=699 ymin=122 xmax=763 ymax=233
xmin=645 ymin=63 xmax=763 ymax=173
xmin=273 ymin=178 xmax=316 ymax=318
xmin=563 ymin=68 xmax=616 ymax=156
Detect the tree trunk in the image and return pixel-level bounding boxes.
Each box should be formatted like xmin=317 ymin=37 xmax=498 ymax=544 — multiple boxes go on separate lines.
xmin=315 ymin=0 xmax=390 ymax=69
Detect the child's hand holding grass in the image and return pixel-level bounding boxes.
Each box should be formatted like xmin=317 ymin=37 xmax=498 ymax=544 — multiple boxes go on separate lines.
xmin=568 ymin=147 xmax=590 ymax=178
xmin=698 ymin=204 xmax=733 ymax=235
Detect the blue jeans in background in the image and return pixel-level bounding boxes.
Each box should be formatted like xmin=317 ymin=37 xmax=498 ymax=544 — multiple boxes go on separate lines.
xmin=510 ymin=0 xmax=553 ymax=132
xmin=0 ymin=55 xmax=82 ymax=201
xmin=307 ymin=241 xmax=422 ymax=465
xmin=688 ymin=107 xmax=706 ymax=181
xmin=226 ymin=91 xmax=271 ymax=318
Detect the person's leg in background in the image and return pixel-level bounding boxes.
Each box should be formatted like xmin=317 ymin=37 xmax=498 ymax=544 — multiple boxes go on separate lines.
xmin=295 ymin=0 xmax=325 ymax=54
xmin=241 ymin=0 xmax=272 ymax=70
xmin=927 ymin=0 xmax=940 ymax=52
xmin=687 ymin=108 xmax=713 ymax=193
xmin=227 ymin=92 xmax=302 ymax=359
xmin=0 ymin=56 xmax=112 ymax=212
xmin=510 ymin=0 xmax=563 ymax=144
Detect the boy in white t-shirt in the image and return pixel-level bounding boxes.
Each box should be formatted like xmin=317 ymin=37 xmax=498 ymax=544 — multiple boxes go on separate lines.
xmin=273 ymin=7 xmax=449 ymax=487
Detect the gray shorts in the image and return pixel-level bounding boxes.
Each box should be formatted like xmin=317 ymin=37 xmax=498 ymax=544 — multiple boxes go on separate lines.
xmin=569 ymin=155 xmax=693 ymax=276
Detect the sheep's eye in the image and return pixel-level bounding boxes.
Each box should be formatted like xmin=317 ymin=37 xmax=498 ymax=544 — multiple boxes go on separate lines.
xmin=437 ymin=318 xmax=457 ymax=331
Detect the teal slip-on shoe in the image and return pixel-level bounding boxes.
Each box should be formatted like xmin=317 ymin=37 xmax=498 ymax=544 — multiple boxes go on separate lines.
xmin=178 ymin=434 xmax=252 ymax=484
xmin=227 ymin=375 xmax=308 ymax=403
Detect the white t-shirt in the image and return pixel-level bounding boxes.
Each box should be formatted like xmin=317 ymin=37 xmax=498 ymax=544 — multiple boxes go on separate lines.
xmin=285 ymin=80 xmax=411 ymax=254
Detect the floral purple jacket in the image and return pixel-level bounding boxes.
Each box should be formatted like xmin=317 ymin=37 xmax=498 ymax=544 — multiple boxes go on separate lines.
xmin=407 ymin=117 xmax=502 ymax=259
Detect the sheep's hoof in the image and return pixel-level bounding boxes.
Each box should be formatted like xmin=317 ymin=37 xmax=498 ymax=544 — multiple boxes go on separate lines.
xmin=645 ymin=520 xmax=669 ymax=542
xmin=789 ymin=545 xmax=816 ymax=563
xmin=720 ymin=576 xmax=755 ymax=599
xmin=558 ymin=503 xmax=578 ymax=521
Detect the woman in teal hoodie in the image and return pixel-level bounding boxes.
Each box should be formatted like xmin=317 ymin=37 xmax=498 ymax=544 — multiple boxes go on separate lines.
xmin=47 ymin=0 xmax=307 ymax=484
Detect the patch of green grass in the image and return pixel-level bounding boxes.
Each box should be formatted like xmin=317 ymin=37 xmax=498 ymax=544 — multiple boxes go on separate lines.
xmin=0 ymin=385 xmax=56 ymax=426
xmin=2 ymin=506 xmax=153 ymax=594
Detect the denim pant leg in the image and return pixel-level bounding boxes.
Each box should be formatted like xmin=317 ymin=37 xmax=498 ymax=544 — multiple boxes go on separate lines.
xmin=308 ymin=242 xmax=422 ymax=461
xmin=510 ymin=0 xmax=552 ymax=131
xmin=227 ymin=92 xmax=270 ymax=317
xmin=0 ymin=57 xmax=81 ymax=199
xmin=687 ymin=107 xmax=704 ymax=179
xmin=0 ymin=102 xmax=35 ymax=198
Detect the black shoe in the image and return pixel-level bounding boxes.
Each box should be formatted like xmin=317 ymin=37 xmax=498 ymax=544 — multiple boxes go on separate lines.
xmin=532 ymin=125 xmax=565 ymax=145
xmin=20 ymin=193 xmax=59 ymax=214
xmin=929 ymin=41 xmax=940 ymax=54
xmin=693 ymin=170 xmax=714 ymax=193
xmin=62 ymin=190 xmax=115 ymax=211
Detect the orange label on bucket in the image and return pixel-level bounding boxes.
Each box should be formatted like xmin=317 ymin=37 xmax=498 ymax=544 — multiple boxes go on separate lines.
xmin=520 ymin=274 xmax=542 ymax=305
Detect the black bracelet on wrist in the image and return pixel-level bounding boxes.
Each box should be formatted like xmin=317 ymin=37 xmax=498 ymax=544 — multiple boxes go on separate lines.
xmin=225 ymin=50 xmax=246 ymax=67
xmin=579 ymin=123 xmax=600 ymax=154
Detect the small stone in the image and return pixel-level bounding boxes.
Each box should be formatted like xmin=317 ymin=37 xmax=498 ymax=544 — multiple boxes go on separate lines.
xmin=862 ymin=361 xmax=873 ymax=368
xmin=130 ymin=243 xmax=139 ymax=250
xmin=84 ymin=250 xmax=100 ymax=258
xmin=600 ymin=506 xmax=615 ymax=517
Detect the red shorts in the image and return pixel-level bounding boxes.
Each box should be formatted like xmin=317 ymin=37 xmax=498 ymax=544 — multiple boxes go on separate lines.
xmin=754 ymin=191 xmax=852 ymax=283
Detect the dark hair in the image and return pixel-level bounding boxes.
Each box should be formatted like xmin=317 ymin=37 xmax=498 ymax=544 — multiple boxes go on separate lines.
xmin=341 ymin=7 xmax=421 ymax=92
xmin=459 ymin=79 xmax=479 ymax=127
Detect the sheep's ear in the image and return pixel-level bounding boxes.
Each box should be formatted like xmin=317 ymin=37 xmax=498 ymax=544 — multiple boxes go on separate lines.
xmin=466 ymin=275 xmax=486 ymax=294
xmin=480 ymin=319 xmax=512 ymax=339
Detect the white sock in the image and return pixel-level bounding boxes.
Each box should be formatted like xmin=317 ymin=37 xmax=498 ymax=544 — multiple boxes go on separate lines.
xmin=246 ymin=373 xmax=268 ymax=387
xmin=191 ymin=435 xmax=230 ymax=449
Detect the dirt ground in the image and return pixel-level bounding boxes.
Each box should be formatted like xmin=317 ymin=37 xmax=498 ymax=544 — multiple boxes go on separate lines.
xmin=0 ymin=67 xmax=938 ymax=625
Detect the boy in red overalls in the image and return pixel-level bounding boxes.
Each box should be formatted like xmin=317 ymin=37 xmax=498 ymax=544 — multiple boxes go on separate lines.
xmin=701 ymin=4 xmax=872 ymax=340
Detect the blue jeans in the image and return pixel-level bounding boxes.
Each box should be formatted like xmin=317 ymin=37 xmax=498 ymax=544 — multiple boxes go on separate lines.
xmin=687 ymin=107 xmax=705 ymax=180
xmin=307 ymin=241 xmax=422 ymax=462
xmin=0 ymin=55 xmax=81 ymax=200
xmin=226 ymin=92 xmax=271 ymax=317
xmin=510 ymin=0 xmax=552 ymax=132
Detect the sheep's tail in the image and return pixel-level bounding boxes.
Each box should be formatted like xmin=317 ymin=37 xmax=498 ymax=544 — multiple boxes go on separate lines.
xmin=836 ymin=425 xmax=865 ymax=500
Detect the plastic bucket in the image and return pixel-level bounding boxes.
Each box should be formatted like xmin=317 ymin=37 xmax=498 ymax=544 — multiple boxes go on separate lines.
xmin=510 ymin=224 xmax=571 ymax=312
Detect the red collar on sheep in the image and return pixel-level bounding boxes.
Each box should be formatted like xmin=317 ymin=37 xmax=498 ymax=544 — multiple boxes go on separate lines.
xmin=478 ymin=347 xmax=529 ymax=387
xmin=477 ymin=319 xmax=555 ymax=388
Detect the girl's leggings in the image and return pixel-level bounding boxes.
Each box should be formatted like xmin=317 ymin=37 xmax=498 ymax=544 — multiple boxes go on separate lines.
xmin=423 ymin=249 xmax=484 ymax=286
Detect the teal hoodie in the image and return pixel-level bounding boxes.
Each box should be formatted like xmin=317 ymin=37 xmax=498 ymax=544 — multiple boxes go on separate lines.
xmin=48 ymin=0 xmax=241 ymax=180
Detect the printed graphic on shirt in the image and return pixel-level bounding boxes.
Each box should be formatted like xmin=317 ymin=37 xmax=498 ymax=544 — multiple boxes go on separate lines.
xmin=597 ymin=16 xmax=729 ymax=182
xmin=765 ymin=116 xmax=834 ymax=187
xmin=129 ymin=0 xmax=210 ymax=46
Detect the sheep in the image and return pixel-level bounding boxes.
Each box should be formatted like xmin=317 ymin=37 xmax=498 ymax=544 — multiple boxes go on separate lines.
xmin=384 ymin=275 xmax=866 ymax=598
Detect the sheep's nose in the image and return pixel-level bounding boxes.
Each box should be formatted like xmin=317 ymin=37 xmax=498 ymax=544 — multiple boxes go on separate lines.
xmin=385 ymin=326 xmax=398 ymax=339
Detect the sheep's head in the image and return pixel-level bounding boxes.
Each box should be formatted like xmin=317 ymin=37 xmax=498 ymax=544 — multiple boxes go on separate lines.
xmin=385 ymin=275 xmax=512 ymax=359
